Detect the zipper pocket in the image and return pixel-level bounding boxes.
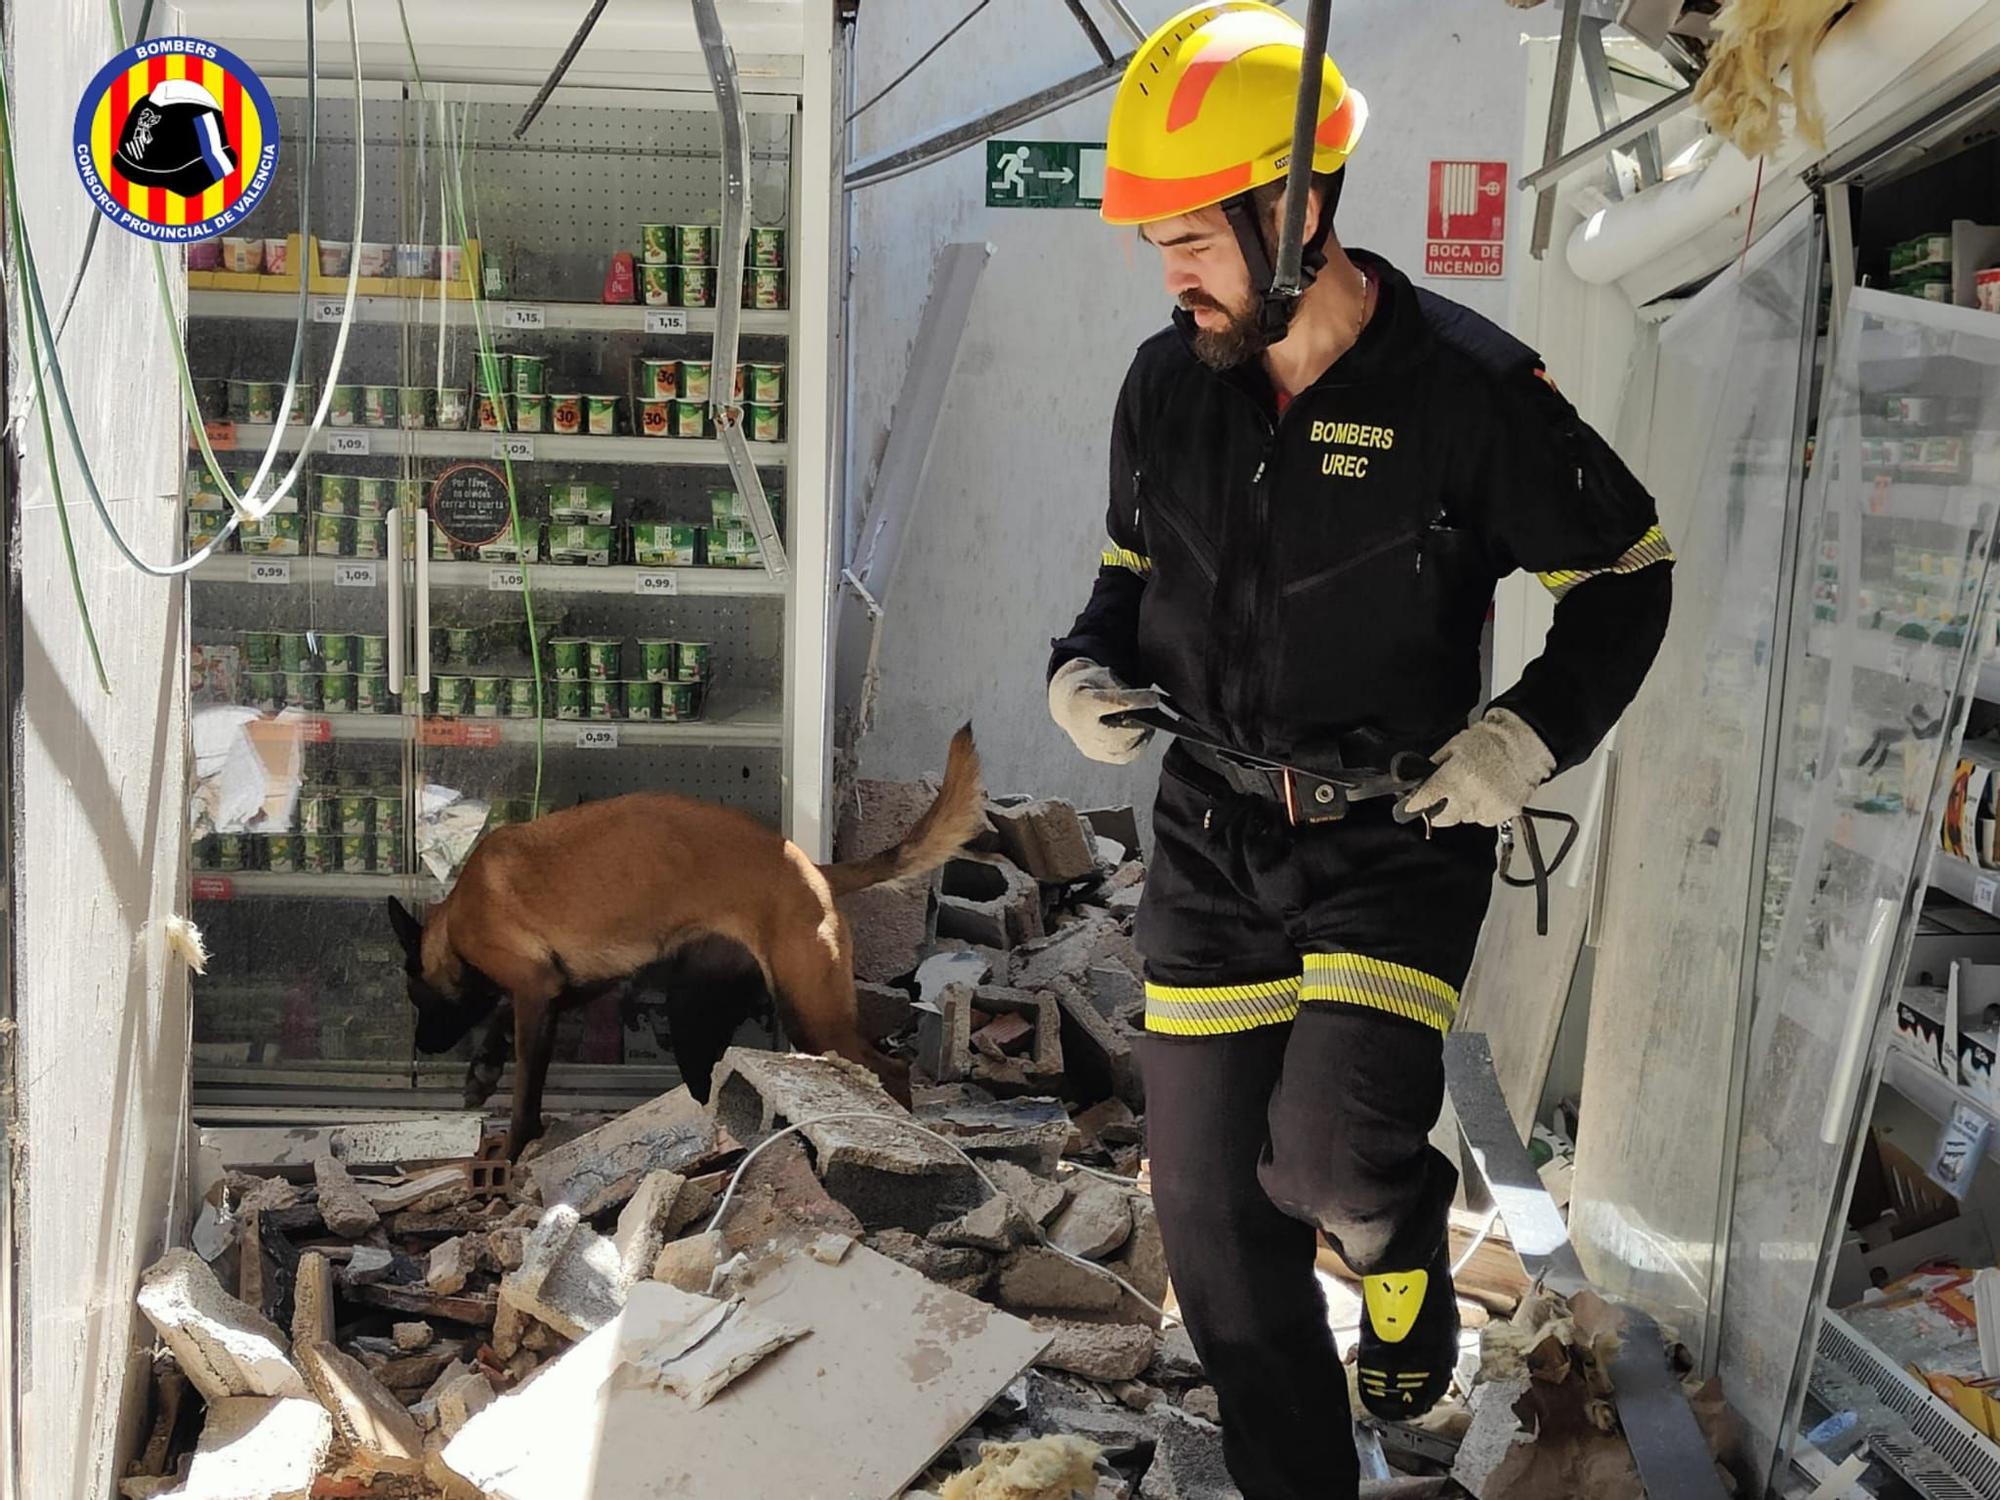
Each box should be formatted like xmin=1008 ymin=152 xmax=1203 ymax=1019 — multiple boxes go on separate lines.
xmin=1279 ymin=528 xmax=1419 ymax=599
xmin=1137 ymin=474 xmax=1219 ymax=585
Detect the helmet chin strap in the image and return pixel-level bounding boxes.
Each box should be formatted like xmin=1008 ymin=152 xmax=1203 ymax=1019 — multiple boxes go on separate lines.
xmin=1224 ymin=166 xmax=1346 ymax=344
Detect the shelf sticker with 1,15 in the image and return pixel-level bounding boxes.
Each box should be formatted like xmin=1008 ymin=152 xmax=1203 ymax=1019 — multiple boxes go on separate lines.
xmin=71 ymin=36 xmax=280 ymax=243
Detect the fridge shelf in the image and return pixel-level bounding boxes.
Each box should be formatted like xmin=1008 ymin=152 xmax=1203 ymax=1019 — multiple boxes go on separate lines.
xmin=191 ymin=870 xmax=444 ymax=902
xmin=196 ymin=424 xmax=788 ymax=467
xmin=1812 ymin=1309 xmax=2000 ymax=1498
xmin=286 ymin=704 xmax=783 ymax=749
xmin=192 ymin=555 xmax=785 ymax=598
xmin=188 ymin=290 xmax=793 ymax=337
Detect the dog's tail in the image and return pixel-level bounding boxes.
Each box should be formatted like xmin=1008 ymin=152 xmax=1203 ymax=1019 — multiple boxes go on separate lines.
xmin=820 ymin=724 xmax=984 ymax=899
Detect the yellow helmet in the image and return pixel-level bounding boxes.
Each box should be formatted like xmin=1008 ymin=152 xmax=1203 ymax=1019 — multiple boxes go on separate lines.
xmin=1101 ymin=1 xmax=1368 ymax=228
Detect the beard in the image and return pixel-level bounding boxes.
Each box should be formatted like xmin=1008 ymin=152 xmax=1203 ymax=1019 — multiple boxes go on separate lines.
xmin=1180 ymin=290 xmax=1268 ymax=371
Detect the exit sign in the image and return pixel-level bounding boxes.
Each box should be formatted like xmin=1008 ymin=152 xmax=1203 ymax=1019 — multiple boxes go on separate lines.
xmin=986 ymin=140 xmax=1106 ymax=210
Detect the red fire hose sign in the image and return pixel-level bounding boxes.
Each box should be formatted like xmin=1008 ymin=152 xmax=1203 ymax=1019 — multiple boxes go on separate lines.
xmin=1425 ymin=160 xmax=1508 ymax=278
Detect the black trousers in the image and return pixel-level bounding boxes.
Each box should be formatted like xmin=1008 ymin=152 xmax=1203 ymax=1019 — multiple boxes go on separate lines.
xmin=1136 ymin=746 xmax=1495 ymax=1500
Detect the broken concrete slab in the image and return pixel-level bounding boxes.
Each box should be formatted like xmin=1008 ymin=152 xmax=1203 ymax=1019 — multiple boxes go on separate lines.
xmin=1048 ymin=1179 xmax=1135 ymax=1262
xmin=393 ymin=1321 xmax=434 ymax=1352
xmin=1149 ymin=1326 xmax=1204 ymax=1385
xmin=921 ymin=1095 xmax=1072 ymax=1177
xmin=291 ymin=1252 xmax=335 ymax=1350
xmin=341 ymin=1247 xmax=394 ymax=1287
xmin=1018 ymin=1372 xmax=1165 ymax=1460
xmin=916 ymin=948 xmax=995 ymax=1006
xmin=611 ymin=1170 xmax=688 ymax=1285
xmin=976 ymin=988 xmax=1065 ymax=1078
xmin=618 ymin=1283 xmax=811 ymax=1409
xmin=1138 ymin=1408 xmax=1234 ymax=1500
xmin=990 ymin=800 xmax=1099 ymax=884
xmin=437 ymin=1372 xmax=495 ymax=1441
xmin=426 ymin=1236 xmax=477 ymax=1296
xmin=918 ymin=981 xmax=977 ymax=1085
xmin=651 ymin=1230 xmax=724 ymax=1294
xmin=136 ymin=1249 xmax=307 ymax=1403
xmin=720 ymin=1135 xmax=865 ymax=1252
xmin=996 ymin=1247 xmax=1123 ymax=1315
xmin=1080 ymin=806 xmax=1141 ymax=863
xmin=842 ymin=884 xmax=934 ymax=985
xmin=1105 ymin=1197 xmax=1169 ymax=1330
xmin=857 ymin=980 xmax=917 ymax=1042
xmin=177 ymin=1396 xmax=331 ymax=1500
xmin=983 ymin=1159 xmax=1067 ymax=1226
xmin=296 ymin=1341 xmax=425 ymax=1474
xmin=929 ymin=1192 xmax=1035 ymax=1253
xmin=348 ymin=1282 xmax=497 ymax=1327
xmin=444 ymin=1243 xmax=1047 ymax=1500
xmin=1075 ymin=1099 xmax=1143 ymax=1151
xmin=1011 ymin=913 xmax=1129 ymax=992
xmin=1051 ymin=979 xmax=1144 ymax=1109
xmin=939 ymin=853 xmax=1046 ymax=949
xmin=1031 ymin=1319 xmax=1157 ymax=1383
xmin=355 ymin=1167 xmax=467 ymax=1214
xmin=1085 ymin=962 xmax=1146 ymax=1024
xmin=864 ymin=1230 xmax=994 ymax=1299
xmin=313 ymin=1154 xmax=382 ymax=1239
xmin=711 ymin=1048 xmax=982 ymax=1233
xmin=387 ymin=1205 xmax=494 ymax=1239
xmin=486 ymin=1225 xmax=528 ymax=1273
xmin=501 ymin=1205 xmax=626 ymax=1341
xmin=527 ymin=1087 xmax=721 ymax=1217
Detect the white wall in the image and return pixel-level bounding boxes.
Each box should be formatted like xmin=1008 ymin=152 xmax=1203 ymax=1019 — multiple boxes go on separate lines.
xmin=845 ymin=0 xmax=1544 ymax=816
xmin=8 ymin=7 xmax=194 ymax=1496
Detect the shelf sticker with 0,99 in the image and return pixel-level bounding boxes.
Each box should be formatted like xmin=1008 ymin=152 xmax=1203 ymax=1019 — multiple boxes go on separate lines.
xmin=71 ymin=36 xmax=279 ymax=242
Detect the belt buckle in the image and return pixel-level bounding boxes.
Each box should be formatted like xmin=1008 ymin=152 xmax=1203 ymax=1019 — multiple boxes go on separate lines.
xmin=1281 ymin=767 xmax=1347 ymax=826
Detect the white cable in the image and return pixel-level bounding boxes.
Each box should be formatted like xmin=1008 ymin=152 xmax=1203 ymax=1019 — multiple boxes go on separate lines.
xmin=1451 ymin=1208 xmax=1500 ymax=1279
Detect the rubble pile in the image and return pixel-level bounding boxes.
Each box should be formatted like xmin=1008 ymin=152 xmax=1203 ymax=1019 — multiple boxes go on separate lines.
xmin=121 ymin=786 xmax=1471 ymax=1499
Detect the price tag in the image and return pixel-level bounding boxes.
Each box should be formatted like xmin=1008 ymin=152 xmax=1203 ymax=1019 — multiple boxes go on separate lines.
xmin=191 ymin=875 xmax=235 ymax=901
xmin=418 ymin=718 xmax=465 ymax=747
xmin=633 ymin=570 xmax=680 ymax=597
xmin=248 ymin=559 xmax=293 ymax=585
xmin=1974 ymin=874 xmax=1996 ymax=912
xmin=311 ymin=296 xmax=348 ymax=324
xmin=327 ymin=431 xmax=372 ymax=457
xmin=488 ymin=567 xmax=525 ymax=592
xmin=463 ymin=723 xmax=504 ymax=748
xmin=502 ymin=303 xmax=546 ymax=331
xmin=298 ymin=716 xmax=334 ymax=744
xmin=492 ymin=435 xmax=536 ymax=463
xmin=202 ymin=419 xmax=237 ymax=451
xmin=644 ymin=309 xmax=689 ymax=335
xmin=335 ymin=562 xmax=379 ymax=589
xmin=576 ymin=726 xmax=619 ymax=750
xmin=1930 ymin=1100 xmax=1995 ymax=1198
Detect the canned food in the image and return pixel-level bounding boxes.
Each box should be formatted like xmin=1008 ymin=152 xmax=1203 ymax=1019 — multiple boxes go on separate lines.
xmin=245 ymin=671 xmax=282 ymax=712
xmin=373 ymin=835 xmax=400 ymax=874
xmin=549 ymin=482 xmax=615 ymax=524
xmin=640 ymin=264 xmax=676 ymax=307
xmin=301 ymin=834 xmax=335 ymax=874
xmin=677 ymin=225 xmax=715 ymax=266
xmin=511 ymin=355 xmax=547 ymax=398
xmin=750 ymin=227 xmax=786 ymax=269
xmin=217 ymin=833 xmax=249 ymax=871
xmin=639 ymin=359 xmax=679 ymax=400
xmin=276 ymin=632 xmax=314 ymax=671
xmin=192 ymin=834 xmax=219 ymax=870
xmin=242 ymin=630 xmax=278 ymax=668
xmin=632 ymin=525 xmax=699 ymax=567
xmin=397 ymin=386 xmax=435 ymax=429
xmin=329 ymin=386 xmax=361 ymax=426
xmin=284 ymin=383 xmax=315 ymax=424
xmin=264 ymin=239 xmax=290 ymax=277
xmin=671 ymin=400 xmax=707 ymax=439
xmin=680 ymin=360 xmax=713 ymax=403
xmin=507 ymin=677 xmax=541 ymax=718
xmin=322 ymin=672 xmax=355 ymax=713
xmin=637 ymin=398 xmax=671 ymax=438
xmin=710 ymin=488 xmax=749 ymax=525
xmin=436 ymin=387 xmax=469 ymax=430
xmin=679 ymin=266 xmax=717 ymax=308
xmin=551 ymin=638 xmax=587 ymax=680
xmin=186 ymin=509 xmax=230 ymax=551
xmin=640 ymin=639 xmax=678 ymax=682
xmin=242 ymin=513 xmax=305 ymax=555
xmin=746 ymin=403 xmax=784 ymax=443
xmin=707 ymin=526 xmax=761 ymax=568
xmin=513 ymin=395 xmax=548 ymax=434
xmin=624 ymin=680 xmax=660 ymax=720
xmin=586 ymin=638 xmax=623 ymax=681
xmin=361 ymin=386 xmax=398 ymax=428
xmin=193 ymin=377 xmax=230 ymax=422
xmin=353 ymin=520 xmax=386 ymax=559
xmin=641 ymin=224 xmax=674 ymax=265
xmin=661 ymin=682 xmax=700 ymax=721
xmin=587 ymin=395 xmax=620 ymax=436
xmin=748 ymin=268 xmax=786 ymax=311
xmin=321 ymin=634 xmax=355 ymax=671
xmin=187 ymin=464 xmax=229 ymax=505
xmin=299 ymin=792 xmax=337 ymax=835
xmin=313 ymin=513 xmax=351 ymax=557
xmin=548 ymin=525 xmax=615 ymax=566
xmin=338 ymin=794 xmax=373 ymax=833
xmin=228 ymin=380 xmax=277 ymax=422
xmin=677 ymin=641 xmax=711 ymax=682
xmin=374 ymin=793 xmax=403 ymax=837
xmin=283 ymin=671 xmax=320 ymax=710
xmin=338 ymin=835 xmax=370 ymax=873
xmin=357 ymin=634 xmax=389 ymax=674
xmin=356 ymin=672 xmax=390 ymax=713
xmin=435 ymin=675 xmax=472 ymax=717
xmin=444 ymin=626 xmax=481 ymax=664
xmin=478 ymin=524 xmax=536 ymax=565
xmin=476 ymin=393 xmax=507 ymax=432
xmin=555 ymin=679 xmax=587 ymax=720
xmin=220 ymin=237 xmax=263 ymax=274
xmin=476 ymin=352 xmax=511 ymax=397
xmin=549 ymin=393 xmax=583 ymax=435
xmin=266 ymin=834 xmax=299 ymax=873
xmin=587 ymin=680 xmax=622 ymax=720
xmin=471 ymin=676 xmax=504 ymax=718
xmin=353 ymin=477 xmax=395 ymax=516
xmin=745 ymin=363 xmax=785 ymax=404
xmin=317 ymin=473 xmax=357 ymax=514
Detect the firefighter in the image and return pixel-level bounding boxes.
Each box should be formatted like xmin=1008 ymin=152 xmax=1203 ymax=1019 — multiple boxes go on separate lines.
xmin=1046 ymin=5 xmax=1672 ymax=1496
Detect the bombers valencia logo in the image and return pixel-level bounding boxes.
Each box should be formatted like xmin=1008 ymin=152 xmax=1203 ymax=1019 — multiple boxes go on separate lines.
xmin=72 ymin=37 xmax=279 ymax=243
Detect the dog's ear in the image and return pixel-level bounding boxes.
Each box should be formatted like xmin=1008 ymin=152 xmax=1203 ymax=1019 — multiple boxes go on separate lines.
xmin=386 ymin=897 xmax=425 ymax=965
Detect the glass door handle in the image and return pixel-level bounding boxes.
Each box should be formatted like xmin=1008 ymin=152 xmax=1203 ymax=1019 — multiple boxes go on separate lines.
xmin=387 ymin=505 xmax=406 ymax=694
xmin=415 ymin=508 xmax=433 ymax=694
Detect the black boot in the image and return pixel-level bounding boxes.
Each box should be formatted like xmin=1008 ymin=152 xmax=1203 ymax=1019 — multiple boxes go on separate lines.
xmin=1356 ymin=1243 xmax=1459 ymax=1420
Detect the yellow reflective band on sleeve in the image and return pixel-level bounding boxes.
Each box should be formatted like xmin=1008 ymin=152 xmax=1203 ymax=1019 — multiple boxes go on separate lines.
xmin=1102 ymin=545 xmax=1153 ymax=578
xmin=1300 ymin=953 xmax=1458 ymax=1034
xmin=1144 ymin=975 xmax=1301 ymax=1036
xmin=1536 ymin=524 xmax=1675 ymax=600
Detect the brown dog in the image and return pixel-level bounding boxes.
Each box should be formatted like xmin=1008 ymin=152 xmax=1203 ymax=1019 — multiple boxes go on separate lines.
xmin=388 ymin=725 xmax=982 ymax=1158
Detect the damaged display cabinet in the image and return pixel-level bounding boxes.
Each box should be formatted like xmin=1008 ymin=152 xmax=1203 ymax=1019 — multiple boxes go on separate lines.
xmin=176 ymin=4 xmax=839 ymax=1113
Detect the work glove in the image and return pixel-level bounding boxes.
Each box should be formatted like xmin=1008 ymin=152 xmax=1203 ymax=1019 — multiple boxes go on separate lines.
xmin=1048 ymin=657 xmax=1160 ymax=765
xmin=1402 ymin=708 xmax=1554 ymax=829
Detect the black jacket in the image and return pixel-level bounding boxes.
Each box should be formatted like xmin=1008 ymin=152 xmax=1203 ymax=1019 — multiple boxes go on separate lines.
xmin=1049 ymin=250 xmax=1672 ymax=776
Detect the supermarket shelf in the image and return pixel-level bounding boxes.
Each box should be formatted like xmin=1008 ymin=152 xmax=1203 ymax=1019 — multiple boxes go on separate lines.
xmin=188 ymin=290 xmax=792 ymax=337
xmin=201 ymin=423 xmax=787 ymax=467
xmin=1976 ymin=656 xmax=2000 ymax=706
xmin=1814 ymin=1310 xmax=2000 ymax=1497
xmin=193 ymin=553 xmax=785 ymax=597
xmin=1881 ymin=1041 xmax=2000 ymax=1156
xmin=313 ymin=706 xmax=783 ymax=749
xmin=1805 ymin=623 xmax=1969 ymax=679
xmin=1929 ymin=851 xmax=2000 ymax=915
xmin=192 ymin=870 xmax=443 ymax=901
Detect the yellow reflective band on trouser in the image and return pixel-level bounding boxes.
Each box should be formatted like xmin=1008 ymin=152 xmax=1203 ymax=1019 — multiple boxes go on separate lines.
xmin=1536 ymin=524 xmax=1675 ymax=600
xmin=1101 ymin=545 xmax=1153 ymax=578
xmin=1300 ymin=953 xmax=1458 ymax=1034
xmin=1144 ymin=975 xmax=1301 ymax=1036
